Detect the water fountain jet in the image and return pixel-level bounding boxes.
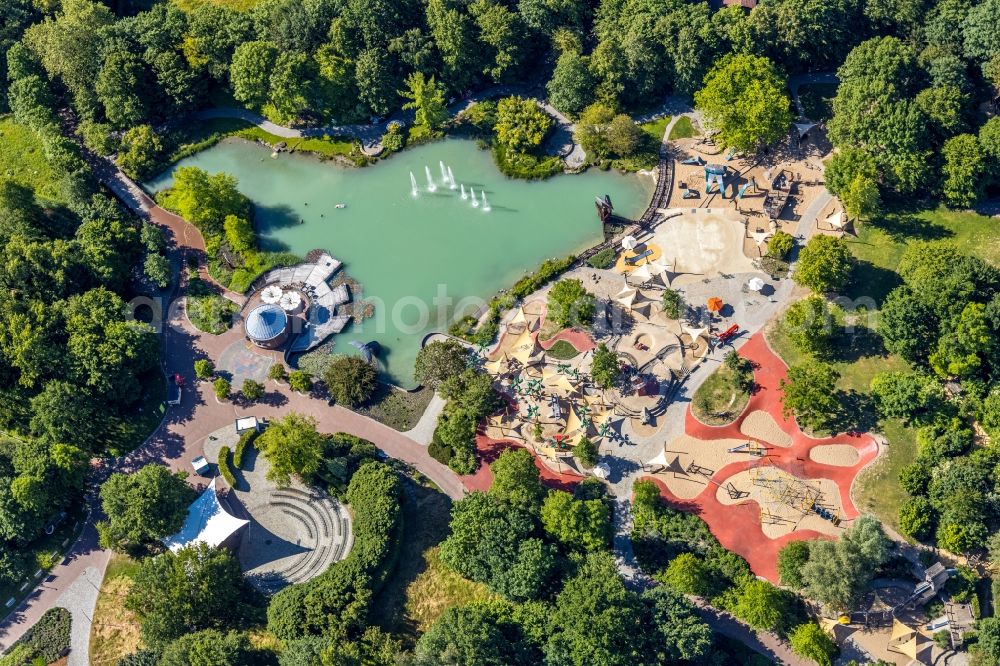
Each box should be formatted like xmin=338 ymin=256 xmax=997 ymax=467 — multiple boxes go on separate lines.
xmin=447 ymin=166 xmax=457 ymax=189
xmin=439 ymin=160 xmax=449 ymax=185
xmin=460 ymin=184 xmax=467 ymax=200
xmin=482 ymin=190 xmax=490 ymax=212
xmin=471 ymin=189 xmax=479 ymax=208
xmin=409 ymin=171 xmax=419 ymax=197
xmin=424 ymin=166 xmax=437 ymax=192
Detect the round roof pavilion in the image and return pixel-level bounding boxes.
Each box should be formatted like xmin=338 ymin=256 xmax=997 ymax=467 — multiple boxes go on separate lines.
xmin=245 ymin=303 xmax=288 ymax=344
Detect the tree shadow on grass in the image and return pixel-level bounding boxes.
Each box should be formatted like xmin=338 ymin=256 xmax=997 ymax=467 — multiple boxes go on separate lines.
xmin=369 ymin=479 xmax=453 ymax=648
xmin=848 ymin=260 xmax=902 ymax=305
xmin=870 ymin=211 xmax=954 ymax=243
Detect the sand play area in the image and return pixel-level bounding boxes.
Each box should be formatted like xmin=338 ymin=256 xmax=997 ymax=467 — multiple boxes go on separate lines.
xmin=651 ymin=210 xmax=757 ymax=277
xmin=740 ymin=410 xmax=793 ymax=447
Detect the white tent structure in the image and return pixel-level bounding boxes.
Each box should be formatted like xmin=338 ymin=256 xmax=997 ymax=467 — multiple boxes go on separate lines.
xmin=630 ymin=263 xmax=654 ymax=285
xmin=261 ymin=285 xmax=283 ymax=304
xmin=162 ymin=478 xmax=249 ymax=553
xmin=747 ymin=277 xmax=765 ymax=292
xmin=279 ymin=290 xmax=302 ymax=311
xmin=621 ymin=235 xmax=638 ymax=251
xmin=593 ymin=462 xmax=611 ymax=479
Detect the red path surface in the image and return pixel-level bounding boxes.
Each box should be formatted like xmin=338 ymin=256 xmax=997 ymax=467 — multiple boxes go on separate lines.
xmin=646 ymin=332 xmax=879 ymax=582
xmin=461 ymin=433 xmax=584 ymax=493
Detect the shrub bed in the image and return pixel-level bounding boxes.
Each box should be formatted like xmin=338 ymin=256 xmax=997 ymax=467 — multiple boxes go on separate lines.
xmin=1 ymin=607 xmax=71 ymax=665
xmin=233 ymin=430 xmax=258 ymax=469
xmin=218 ymin=446 xmax=237 ymax=487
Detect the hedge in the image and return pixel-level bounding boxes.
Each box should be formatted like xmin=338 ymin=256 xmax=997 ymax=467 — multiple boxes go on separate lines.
xmin=218 ymin=446 xmax=237 ymax=487
xmin=233 ymin=429 xmax=259 ymax=469
xmin=0 ymin=607 xmax=71 ymax=665
xmin=267 ymin=461 xmax=402 ymax=640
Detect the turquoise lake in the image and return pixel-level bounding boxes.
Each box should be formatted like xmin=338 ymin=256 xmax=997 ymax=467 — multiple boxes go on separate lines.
xmin=148 ymin=138 xmax=653 ymax=386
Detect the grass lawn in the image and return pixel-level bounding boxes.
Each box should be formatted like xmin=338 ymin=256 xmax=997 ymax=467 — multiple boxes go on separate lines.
xmin=370 ymin=481 xmax=494 ymax=647
xmin=546 ymin=339 xmax=581 ymax=360
xmin=90 ymin=554 xmax=143 ymax=666
xmin=165 ymin=118 xmax=367 ymax=168
xmin=0 ymin=115 xmax=64 ymax=202
xmin=639 ymin=116 xmax=670 ymax=143
xmin=797 ymin=83 xmax=838 ymax=122
xmin=355 ymin=384 xmax=435 ymax=432
xmin=853 ymin=418 xmax=917 ymax=532
xmin=669 ymin=116 xmax=697 ymax=140
xmin=691 ymin=364 xmax=751 ymax=425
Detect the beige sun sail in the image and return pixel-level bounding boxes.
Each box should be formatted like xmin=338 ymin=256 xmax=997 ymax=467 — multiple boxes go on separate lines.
xmin=509 ymin=330 xmax=537 ymax=364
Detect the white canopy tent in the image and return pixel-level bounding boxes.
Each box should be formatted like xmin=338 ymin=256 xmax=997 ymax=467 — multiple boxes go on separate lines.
xmin=592 ymin=462 xmax=611 ymax=479
xmin=630 ymin=263 xmax=654 ymax=285
xmin=279 ymin=291 xmax=302 ymax=311
xmin=621 ymin=235 xmax=638 ymax=251
xmin=161 ymin=478 xmax=249 ymax=553
xmin=261 ymin=285 xmax=283 ymax=304
xmin=747 ymin=277 xmax=765 ymax=292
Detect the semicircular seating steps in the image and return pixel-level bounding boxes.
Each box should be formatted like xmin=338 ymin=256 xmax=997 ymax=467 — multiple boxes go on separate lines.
xmin=250 ymin=487 xmax=352 ymax=592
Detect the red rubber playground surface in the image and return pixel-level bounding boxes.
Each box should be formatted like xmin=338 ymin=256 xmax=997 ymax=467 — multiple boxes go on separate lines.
xmin=644 ymin=332 xmax=879 ymax=582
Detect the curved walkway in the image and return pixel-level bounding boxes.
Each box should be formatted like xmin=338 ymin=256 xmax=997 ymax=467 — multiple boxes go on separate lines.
xmin=197 ymin=84 xmax=586 ymax=167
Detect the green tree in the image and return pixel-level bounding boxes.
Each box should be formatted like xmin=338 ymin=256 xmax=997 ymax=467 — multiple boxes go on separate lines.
xmin=222 ymin=215 xmax=255 ymax=256
xmin=323 ymin=355 xmax=378 ymax=407
xmin=425 ymin=0 xmax=480 ymax=91
xmin=169 ymin=167 xmax=250 ymax=236
xmin=117 ymin=125 xmax=163 ymax=180
xmin=126 ymin=543 xmax=251 ymax=649
xmin=469 ymin=0 xmax=525 ymax=82
xmin=930 ymin=302 xmax=993 ymax=378
xmin=494 ymin=97 xmax=553 ymax=153
xmin=767 ymin=230 xmax=795 ymax=259
xmin=777 ymin=540 xmax=810 ymax=589
xmin=898 ymin=496 xmax=936 ymax=541
xmin=288 ymin=370 xmax=313 ymax=393
xmin=941 ymin=133 xmax=986 ymax=209
xmin=839 ymin=173 xmax=881 ymax=222
xmin=413 ymin=339 xmax=468 ymax=388
xmin=606 ymin=114 xmax=642 ymax=158
xmin=590 ymin=343 xmax=620 ymax=389
xmin=728 ymin=578 xmax=786 ymax=632
xmin=794 ymin=235 xmax=854 ymax=294
xmin=354 ymin=48 xmax=395 ymax=117
xmin=241 ymin=379 xmax=264 ymax=402
xmin=229 ymin=40 xmax=278 ymax=109
xmin=213 ymin=377 xmax=230 ymax=401
xmin=693 ymin=54 xmax=793 ymax=153
xmin=95 ymin=51 xmax=154 ymax=128
xmin=489 ymin=448 xmax=545 ymax=514
xmin=400 ymin=72 xmax=448 ymax=132
xmin=799 ymin=515 xmax=890 ymax=609
xmin=547 ymin=278 xmax=595 ymax=328
xmin=540 ymin=490 xmax=611 ymax=552
xmin=439 ymin=492 xmax=556 ymax=601
xmin=268 ymin=363 xmax=287 ymax=382
xmin=256 ymin=412 xmax=324 ymax=486
xmin=782 ymin=295 xmax=836 ymax=357
xmin=779 ymin=361 xmax=841 ymax=433
xmin=194 ymin=359 xmax=215 ymax=380
xmin=572 ymin=436 xmax=598 ymax=468
xmin=878 ymin=287 xmax=939 ymax=364
xmin=869 ymin=371 xmax=940 ymax=421
xmin=158 ymin=630 xmax=251 ymax=666
xmin=660 ymin=552 xmax=713 ymax=596
xmin=415 ymin=603 xmax=534 ymax=665
xmin=547 ymin=49 xmax=594 ymax=116
xmin=265 ymin=51 xmax=313 ymax=124
xmin=972 ymin=617 xmax=1000 ymax=666
xmin=962 ymin=0 xmax=1000 ymax=62
xmin=96 ymin=464 xmax=196 ymax=552
xmin=789 ymin=622 xmax=837 ymax=666
xmin=574 ymin=102 xmax=615 ymax=158
xmin=144 ymin=254 xmax=171 ymax=289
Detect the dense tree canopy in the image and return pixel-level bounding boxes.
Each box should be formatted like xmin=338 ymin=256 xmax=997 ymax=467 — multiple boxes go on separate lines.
xmin=96 ymin=465 xmax=196 ymax=553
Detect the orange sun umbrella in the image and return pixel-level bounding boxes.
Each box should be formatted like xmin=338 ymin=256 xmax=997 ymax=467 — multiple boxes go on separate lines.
xmin=707 ymin=297 xmax=724 ymax=312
